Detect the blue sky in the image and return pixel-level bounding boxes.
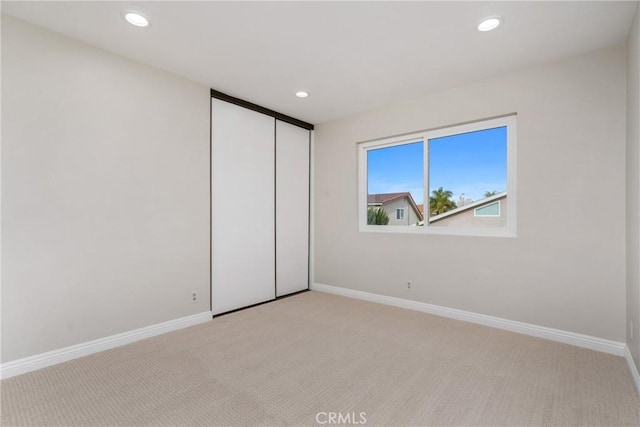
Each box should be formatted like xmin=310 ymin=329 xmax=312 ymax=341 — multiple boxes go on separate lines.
xmin=367 ymin=127 xmax=507 ymax=205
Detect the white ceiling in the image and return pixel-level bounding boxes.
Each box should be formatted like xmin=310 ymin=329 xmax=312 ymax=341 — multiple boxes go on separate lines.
xmin=2 ymin=1 xmax=637 ymax=125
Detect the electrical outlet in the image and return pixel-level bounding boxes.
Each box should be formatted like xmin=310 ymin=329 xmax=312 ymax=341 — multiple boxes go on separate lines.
xmin=191 ymin=292 xmax=197 ymax=303
xmin=407 ymin=281 xmax=412 ymax=291
xmin=631 ymin=320 xmax=634 ymax=341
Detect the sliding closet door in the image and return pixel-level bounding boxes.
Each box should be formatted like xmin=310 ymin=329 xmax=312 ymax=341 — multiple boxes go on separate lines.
xmin=211 ymin=99 xmax=275 ymax=315
xmin=275 ymin=120 xmax=310 ymax=297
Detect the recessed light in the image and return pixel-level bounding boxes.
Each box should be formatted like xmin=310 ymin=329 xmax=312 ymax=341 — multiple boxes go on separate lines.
xmin=296 ymin=91 xmax=309 ymax=98
xmin=477 ymin=17 xmax=501 ymax=32
xmin=124 ymin=12 xmax=150 ymax=28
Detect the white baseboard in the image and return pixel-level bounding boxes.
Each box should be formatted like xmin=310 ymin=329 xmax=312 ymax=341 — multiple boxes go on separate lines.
xmin=0 ymin=311 xmax=212 ymax=380
xmin=311 ymin=283 xmax=626 ymax=357
xmin=624 ymin=344 xmax=640 ymax=393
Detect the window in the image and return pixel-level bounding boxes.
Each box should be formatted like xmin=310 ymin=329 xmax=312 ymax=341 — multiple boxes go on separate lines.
xmin=474 ymin=201 xmax=500 ymax=217
xmin=365 ymin=140 xmax=423 ymax=227
xmin=358 ymin=115 xmax=516 ymax=236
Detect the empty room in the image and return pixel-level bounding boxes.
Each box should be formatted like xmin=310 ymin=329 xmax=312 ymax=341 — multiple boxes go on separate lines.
xmin=2 ymin=1 xmax=640 ymax=426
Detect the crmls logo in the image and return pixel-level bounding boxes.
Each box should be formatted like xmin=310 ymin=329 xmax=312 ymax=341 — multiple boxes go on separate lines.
xmin=315 ymin=412 xmax=367 ymax=425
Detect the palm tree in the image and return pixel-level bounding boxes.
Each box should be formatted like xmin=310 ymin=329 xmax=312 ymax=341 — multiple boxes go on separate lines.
xmin=484 ymin=190 xmax=497 ymax=197
xmin=429 ymin=187 xmax=457 ymax=215
xmin=367 ymin=207 xmax=390 ymax=225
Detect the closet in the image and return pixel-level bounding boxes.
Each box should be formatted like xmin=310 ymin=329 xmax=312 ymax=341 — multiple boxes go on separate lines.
xmin=211 ymin=92 xmax=312 ymax=316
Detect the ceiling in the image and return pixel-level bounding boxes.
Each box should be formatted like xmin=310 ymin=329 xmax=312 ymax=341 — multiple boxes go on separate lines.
xmin=2 ymin=1 xmax=637 ymax=125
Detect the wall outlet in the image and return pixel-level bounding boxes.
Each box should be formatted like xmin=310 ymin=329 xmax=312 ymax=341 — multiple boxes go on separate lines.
xmin=406 ymin=281 xmax=412 ymax=291
xmin=631 ymin=320 xmax=634 ymax=341
xmin=191 ymin=292 xmax=197 ymax=303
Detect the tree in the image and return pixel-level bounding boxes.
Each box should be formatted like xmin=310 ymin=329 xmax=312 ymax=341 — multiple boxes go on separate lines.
xmin=367 ymin=207 xmax=389 ymax=225
xmin=429 ymin=187 xmax=457 ymax=215
xmin=484 ymin=190 xmax=497 ymax=197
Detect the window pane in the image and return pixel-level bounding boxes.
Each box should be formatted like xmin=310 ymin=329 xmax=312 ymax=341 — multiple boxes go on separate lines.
xmin=475 ymin=201 xmax=500 ymax=216
xmin=428 ymin=127 xmax=507 ymax=228
xmin=367 ymin=141 xmax=424 ymax=226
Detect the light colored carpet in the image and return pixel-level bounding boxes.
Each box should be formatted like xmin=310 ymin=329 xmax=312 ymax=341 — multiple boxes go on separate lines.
xmin=1 ymin=291 xmax=639 ymax=426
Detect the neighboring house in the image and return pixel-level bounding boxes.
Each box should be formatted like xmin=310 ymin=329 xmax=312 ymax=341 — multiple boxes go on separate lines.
xmin=457 ymin=196 xmax=473 ymax=207
xmin=429 ymin=192 xmax=507 ymax=227
xmin=368 ymin=192 xmax=424 ymax=226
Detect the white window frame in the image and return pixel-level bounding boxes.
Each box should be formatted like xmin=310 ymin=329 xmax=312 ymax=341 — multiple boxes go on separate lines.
xmin=474 ymin=200 xmax=501 ymax=217
xmin=358 ymin=115 xmax=517 ymax=237
xmin=396 ymin=208 xmax=405 ymax=220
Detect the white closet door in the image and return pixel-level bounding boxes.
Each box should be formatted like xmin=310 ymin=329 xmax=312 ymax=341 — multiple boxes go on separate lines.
xmin=276 ymin=120 xmax=310 ymax=297
xmin=211 ymin=99 xmax=275 ymax=315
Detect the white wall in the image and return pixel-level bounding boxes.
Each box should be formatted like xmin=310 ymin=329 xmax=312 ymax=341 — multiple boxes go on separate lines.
xmin=314 ymin=45 xmax=627 ymax=341
xmin=627 ymin=4 xmax=640 ymax=369
xmin=1 ymin=16 xmax=210 ymax=363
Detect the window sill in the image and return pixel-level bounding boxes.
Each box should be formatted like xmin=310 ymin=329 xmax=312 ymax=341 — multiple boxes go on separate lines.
xmin=359 ymin=225 xmax=517 ymax=238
